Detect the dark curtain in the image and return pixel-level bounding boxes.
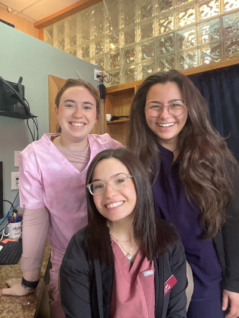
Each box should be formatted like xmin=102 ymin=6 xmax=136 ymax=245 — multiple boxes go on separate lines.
xmin=188 ymin=64 xmax=239 ymax=162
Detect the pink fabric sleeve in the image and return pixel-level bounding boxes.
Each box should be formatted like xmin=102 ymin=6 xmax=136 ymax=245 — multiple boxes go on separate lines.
xmin=110 ymin=137 xmax=124 ymax=149
xmin=19 ymin=150 xmax=45 ymax=209
xmin=21 ymin=207 xmax=50 ymax=272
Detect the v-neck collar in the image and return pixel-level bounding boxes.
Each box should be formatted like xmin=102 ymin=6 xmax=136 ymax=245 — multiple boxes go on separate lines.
xmin=43 ymin=133 xmax=93 ymax=175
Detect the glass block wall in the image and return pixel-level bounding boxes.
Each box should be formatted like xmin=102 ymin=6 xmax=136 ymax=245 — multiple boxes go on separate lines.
xmin=44 ymin=0 xmax=239 ymax=86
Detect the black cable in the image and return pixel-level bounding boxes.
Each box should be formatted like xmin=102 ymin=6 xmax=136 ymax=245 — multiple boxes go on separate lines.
xmin=32 ymin=116 xmax=35 ymax=141
xmin=3 ymin=200 xmax=14 ymax=210
xmin=27 ymin=119 xmax=34 ymax=141
xmin=32 ymin=117 xmax=38 ymax=139
xmin=12 ymin=191 xmax=19 ymax=206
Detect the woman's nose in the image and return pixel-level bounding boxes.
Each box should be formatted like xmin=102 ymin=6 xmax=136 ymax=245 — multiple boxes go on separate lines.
xmin=159 ymin=106 xmax=171 ymax=118
xmin=105 ymin=183 xmax=118 ymax=197
xmin=73 ymin=106 xmax=83 ymax=117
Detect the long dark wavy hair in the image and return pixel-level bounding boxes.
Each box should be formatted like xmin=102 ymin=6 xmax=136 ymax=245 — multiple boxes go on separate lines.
xmin=128 ymin=70 xmax=238 ymax=239
xmin=85 ymin=148 xmax=178 ymax=264
xmin=55 ymin=78 xmax=100 ymax=133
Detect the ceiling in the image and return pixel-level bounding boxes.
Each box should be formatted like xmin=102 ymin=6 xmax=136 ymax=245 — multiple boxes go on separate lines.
xmin=0 ymin=0 xmax=81 ymax=23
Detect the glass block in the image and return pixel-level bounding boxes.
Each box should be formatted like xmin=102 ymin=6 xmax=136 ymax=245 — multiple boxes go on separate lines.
xmin=91 ymin=16 xmax=104 ymax=39
xmin=177 ymin=49 xmax=198 ymax=69
xmin=157 ymin=0 xmax=173 ymax=13
xmin=122 ymin=65 xmax=137 ymax=84
xmin=107 ymin=69 xmax=121 ymax=86
xmin=176 ymin=0 xmax=193 ymax=5
xmin=138 ymin=60 xmax=155 ymax=80
xmin=120 ymin=2 xmax=136 ymax=28
xmin=80 ymin=42 xmax=90 ymax=59
xmin=137 ymin=0 xmax=154 ymax=22
xmin=105 ymin=33 xmax=119 ymax=52
xmin=138 ymin=39 xmax=155 ymax=62
xmin=200 ymin=42 xmax=221 ymax=64
xmin=176 ymin=5 xmax=195 ymax=28
xmin=91 ymin=37 xmax=105 ymax=57
xmin=105 ymin=50 xmax=120 ymax=69
xmin=65 ymin=15 xmax=77 ymax=33
xmin=54 ymin=36 xmax=65 ymax=50
xmin=156 ymin=11 xmax=174 ymax=35
xmin=224 ymin=37 xmax=239 ymax=59
xmin=90 ymin=55 xmax=105 ymax=67
xmin=66 ymin=47 xmax=77 ymax=57
xmin=156 ymin=54 xmax=176 ymax=71
xmin=54 ymin=21 xmax=65 ymax=38
xmin=120 ymin=27 xmax=136 ymax=47
xmin=44 ymin=26 xmax=53 ymax=43
xmin=122 ymin=45 xmax=138 ymax=65
xmin=65 ymin=32 xmax=77 ymax=49
xmin=105 ymin=12 xmax=119 ymax=34
xmin=198 ymin=0 xmax=219 ymax=21
xmin=77 ymin=9 xmax=91 ymax=42
xmin=176 ymin=26 xmax=197 ymax=50
xmin=223 ymin=0 xmax=239 ymax=13
xmin=137 ymin=19 xmax=155 ymax=41
xmin=157 ymin=33 xmax=175 ymax=55
xmin=223 ymin=11 xmax=239 ymax=38
xmin=90 ymin=2 xmax=104 ymax=39
xmin=198 ymin=18 xmax=220 ymax=44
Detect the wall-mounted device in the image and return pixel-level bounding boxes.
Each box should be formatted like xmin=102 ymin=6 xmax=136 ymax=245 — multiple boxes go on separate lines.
xmin=0 ymin=76 xmax=35 ymax=119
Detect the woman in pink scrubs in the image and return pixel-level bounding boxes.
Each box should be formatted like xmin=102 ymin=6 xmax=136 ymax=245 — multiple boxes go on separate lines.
xmin=0 ymin=79 xmax=122 ymax=318
xmin=60 ymin=148 xmax=187 ymax=318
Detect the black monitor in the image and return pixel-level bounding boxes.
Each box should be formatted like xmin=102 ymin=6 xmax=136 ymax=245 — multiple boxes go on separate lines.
xmin=0 ymin=162 xmax=3 ymax=219
xmin=0 ymin=76 xmax=34 ymax=119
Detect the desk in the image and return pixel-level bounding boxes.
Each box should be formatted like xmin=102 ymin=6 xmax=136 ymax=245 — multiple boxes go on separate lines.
xmin=0 ymin=242 xmax=51 ymax=318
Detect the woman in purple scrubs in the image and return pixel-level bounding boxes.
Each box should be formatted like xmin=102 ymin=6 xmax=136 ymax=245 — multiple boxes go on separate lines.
xmin=128 ymin=70 xmax=239 ymax=318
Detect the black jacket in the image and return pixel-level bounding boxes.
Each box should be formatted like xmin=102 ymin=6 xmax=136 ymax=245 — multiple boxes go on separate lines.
xmin=213 ymin=162 xmax=239 ymax=293
xmin=60 ymin=227 xmax=187 ymax=318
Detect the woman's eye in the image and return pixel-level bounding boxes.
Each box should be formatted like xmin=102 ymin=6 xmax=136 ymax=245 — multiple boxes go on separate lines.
xmin=94 ymin=184 xmax=103 ymax=190
xmin=65 ymin=104 xmax=74 ymax=108
xmin=171 ymin=103 xmax=182 ymax=108
xmin=116 ymin=178 xmax=125 ymax=184
xmin=150 ymin=105 xmax=161 ymax=110
xmin=83 ymin=106 xmax=92 ymax=110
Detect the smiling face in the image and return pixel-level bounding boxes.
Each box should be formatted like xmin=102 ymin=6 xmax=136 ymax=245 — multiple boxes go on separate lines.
xmin=91 ymin=158 xmax=137 ymax=225
xmin=55 ymin=86 xmax=98 ymax=145
xmin=145 ymin=82 xmax=188 ymax=150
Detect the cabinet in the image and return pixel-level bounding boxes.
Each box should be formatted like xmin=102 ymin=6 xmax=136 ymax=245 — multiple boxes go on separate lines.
xmin=103 ymin=56 xmax=239 ymax=145
xmin=103 ymin=80 xmax=143 ymax=146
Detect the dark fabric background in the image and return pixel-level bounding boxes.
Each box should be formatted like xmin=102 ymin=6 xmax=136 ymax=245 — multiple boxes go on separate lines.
xmin=188 ymin=64 xmax=239 ymax=162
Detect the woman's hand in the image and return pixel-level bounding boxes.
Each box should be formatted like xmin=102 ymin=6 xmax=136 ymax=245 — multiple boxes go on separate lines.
xmin=222 ymin=289 xmax=239 ymax=318
xmin=0 ymin=278 xmax=33 ymax=296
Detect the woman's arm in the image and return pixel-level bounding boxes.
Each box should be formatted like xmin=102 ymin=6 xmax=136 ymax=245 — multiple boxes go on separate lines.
xmin=0 ymin=207 xmax=49 ymax=296
xmin=166 ymin=240 xmax=187 ymax=318
xmin=60 ymin=230 xmax=92 ymax=318
xmin=221 ymin=163 xmax=239 ymax=318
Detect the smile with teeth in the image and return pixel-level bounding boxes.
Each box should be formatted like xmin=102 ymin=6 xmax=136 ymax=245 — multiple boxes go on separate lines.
xmin=157 ymin=123 xmax=174 ymax=127
xmin=106 ymin=201 xmax=124 ymax=209
xmin=70 ymin=122 xmax=85 ymax=127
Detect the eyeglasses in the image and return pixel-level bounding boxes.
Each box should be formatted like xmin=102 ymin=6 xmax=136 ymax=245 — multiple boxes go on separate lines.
xmin=87 ymin=173 xmax=133 ymax=196
xmin=145 ymin=103 xmax=186 ymax=117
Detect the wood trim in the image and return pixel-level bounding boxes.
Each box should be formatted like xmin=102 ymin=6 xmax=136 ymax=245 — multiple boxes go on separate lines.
xmin=39 ymin=28 xmax=44 ymax=41
xmin=106 ymin=57 xmax=239 ymax=93
xmin=34 ymin=0 xmax=102 ymax=29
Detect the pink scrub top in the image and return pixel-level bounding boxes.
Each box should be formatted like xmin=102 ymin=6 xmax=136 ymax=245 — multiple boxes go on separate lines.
xmin=19 ymin=133 xmax=122 ymax=264
xmin=110 ymin=240 xmax=155 ymax=318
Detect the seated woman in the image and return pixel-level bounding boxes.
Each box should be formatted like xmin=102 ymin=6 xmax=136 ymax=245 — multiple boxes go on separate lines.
xmin=60 ymin=148 xmax=187 ymax=318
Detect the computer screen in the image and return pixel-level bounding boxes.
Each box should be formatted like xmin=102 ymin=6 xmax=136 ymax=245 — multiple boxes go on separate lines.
xmin=0 ymin=162 xmax=3 ymax=219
